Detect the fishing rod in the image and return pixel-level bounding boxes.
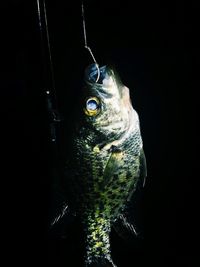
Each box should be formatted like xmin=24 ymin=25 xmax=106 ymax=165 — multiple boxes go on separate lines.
xmin=36 ymin=0 xmax=66 ymax=228
xmin=36 ymin=0 xmax=61 ymax=145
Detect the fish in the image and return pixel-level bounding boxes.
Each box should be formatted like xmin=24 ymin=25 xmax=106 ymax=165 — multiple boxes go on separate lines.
xmin=53 ymin=63 xmax=147 ymax=267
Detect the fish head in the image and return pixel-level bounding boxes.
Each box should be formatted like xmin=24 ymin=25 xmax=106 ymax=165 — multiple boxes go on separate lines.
xmin=81 ymin=64 xmax=138 ymax=138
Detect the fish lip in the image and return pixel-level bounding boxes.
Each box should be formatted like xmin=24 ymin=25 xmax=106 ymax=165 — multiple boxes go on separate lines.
xmin=84 ymin=64 xmax=117 ymax=99
xmin=84 ymin=64 xmax=123 ymax=100
xmin=84 ymin=64 xmax=111 ymax=85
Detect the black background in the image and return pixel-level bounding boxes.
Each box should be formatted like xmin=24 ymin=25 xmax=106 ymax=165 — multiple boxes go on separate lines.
xmin=1 ymin=0 xmax=199 ymax=266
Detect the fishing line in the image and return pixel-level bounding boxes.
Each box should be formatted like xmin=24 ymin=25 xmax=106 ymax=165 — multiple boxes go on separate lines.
xmin=81 ymin=1 xmax=100 ymax=82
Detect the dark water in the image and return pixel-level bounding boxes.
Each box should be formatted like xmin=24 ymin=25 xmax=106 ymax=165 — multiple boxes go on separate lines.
xmin=1 ymin=0 xmax=198 ymax=266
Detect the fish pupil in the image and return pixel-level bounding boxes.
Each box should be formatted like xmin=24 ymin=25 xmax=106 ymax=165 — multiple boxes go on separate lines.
xmin=87 ymin=100 xmax=98 ymax=110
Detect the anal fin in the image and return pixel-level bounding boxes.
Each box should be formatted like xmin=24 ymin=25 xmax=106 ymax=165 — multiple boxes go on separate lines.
xmin=113 ymin=214 xmax=141 ymax=242
xmin=49 ymin=202 xmax=76 ymax=239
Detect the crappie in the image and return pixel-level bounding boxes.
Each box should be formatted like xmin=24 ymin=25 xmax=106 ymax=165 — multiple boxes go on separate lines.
xmin=63 ymin=64 xmax=147 ymax=267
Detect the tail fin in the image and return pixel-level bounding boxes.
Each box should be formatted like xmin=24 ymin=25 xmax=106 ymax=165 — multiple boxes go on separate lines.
xmin=86 ymin=258 xmax=117 ymax=267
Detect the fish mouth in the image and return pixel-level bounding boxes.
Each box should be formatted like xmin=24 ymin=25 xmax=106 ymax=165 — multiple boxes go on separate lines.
xmin=85 ymin=64 xmax=110 ymax=84
xmin=84 ymin=64 xmax=123 ymax=100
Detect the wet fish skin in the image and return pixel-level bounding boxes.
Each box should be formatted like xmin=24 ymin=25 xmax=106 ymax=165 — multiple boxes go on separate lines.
xmin=64 ymin=64 xmax=147 ymax=267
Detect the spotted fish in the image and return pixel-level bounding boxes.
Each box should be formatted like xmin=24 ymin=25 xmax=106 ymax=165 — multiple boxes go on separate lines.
xmin=55 ymin=64 xmax=147 ymax=267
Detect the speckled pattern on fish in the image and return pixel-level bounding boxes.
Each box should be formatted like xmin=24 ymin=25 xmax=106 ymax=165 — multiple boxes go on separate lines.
xmin=64 ymin=64 xmax=147 ymax=267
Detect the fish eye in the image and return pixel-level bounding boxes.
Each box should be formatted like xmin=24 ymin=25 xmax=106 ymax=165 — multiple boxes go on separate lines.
xmin=84 ymin=97 xmax=100 ymax=116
